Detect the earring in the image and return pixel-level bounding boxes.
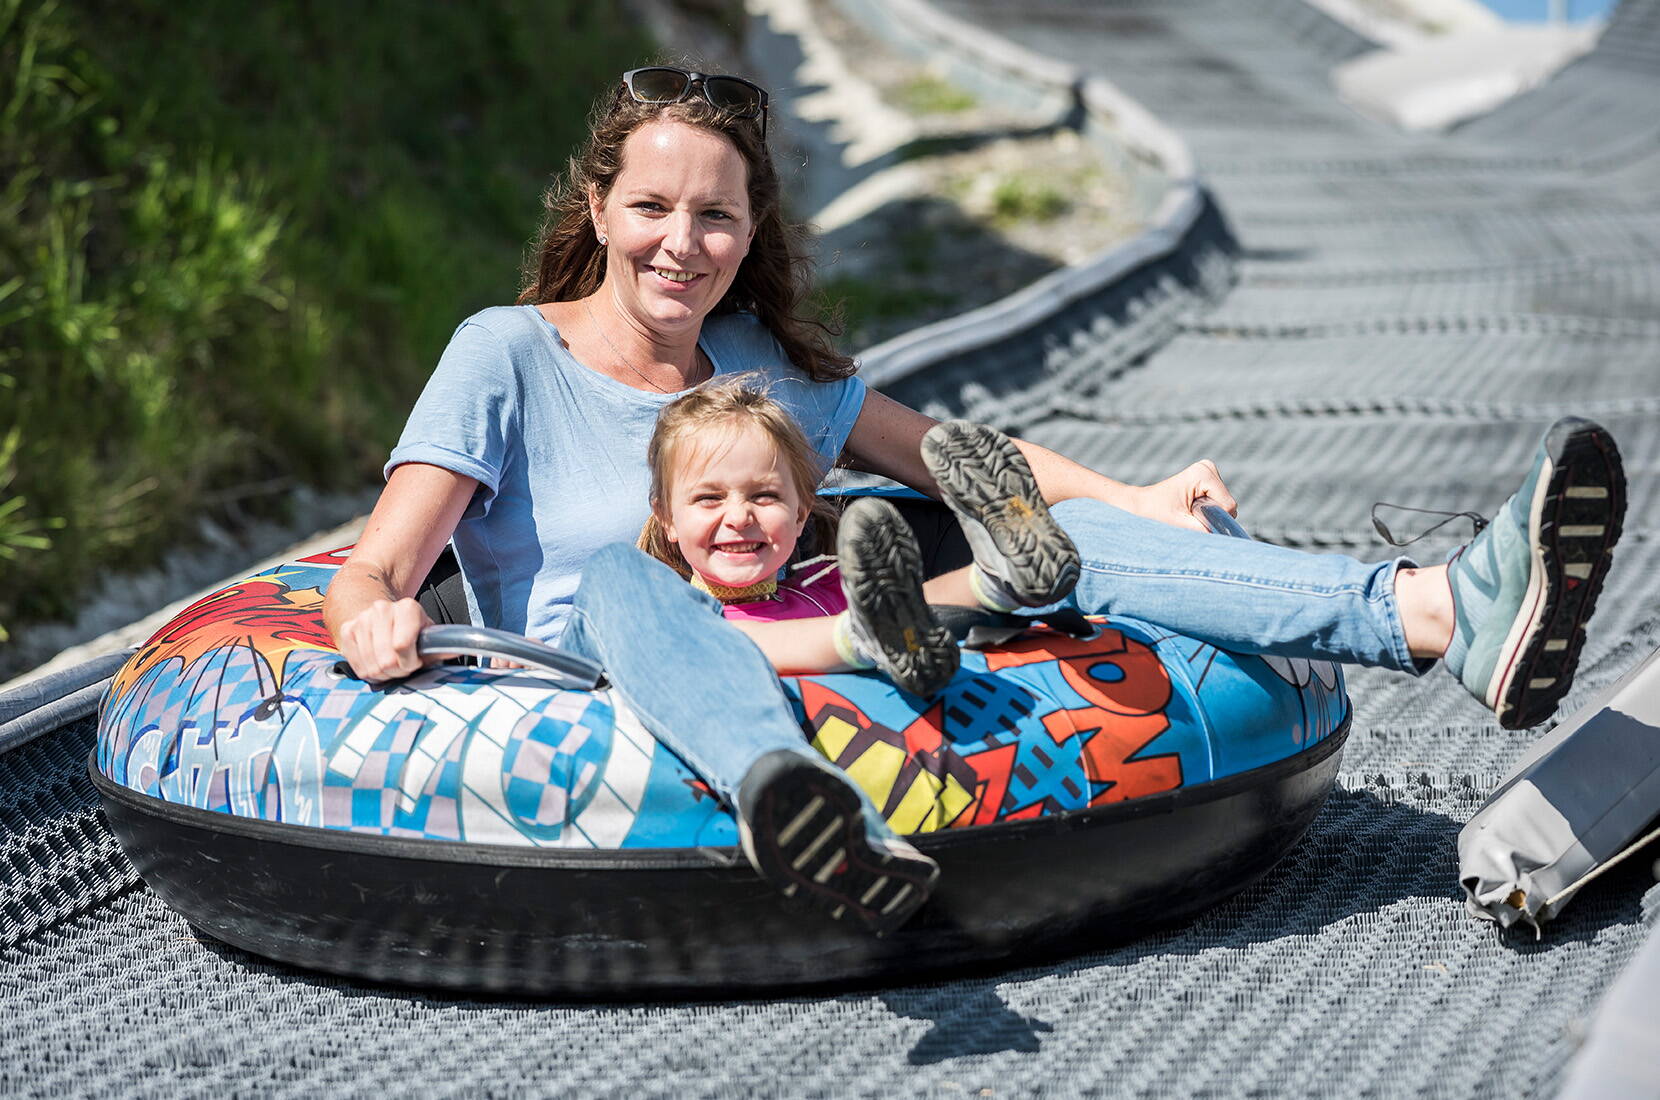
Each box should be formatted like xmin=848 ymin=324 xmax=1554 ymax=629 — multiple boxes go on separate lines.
xmin=598 ymin=233 xmax=608 ymax=245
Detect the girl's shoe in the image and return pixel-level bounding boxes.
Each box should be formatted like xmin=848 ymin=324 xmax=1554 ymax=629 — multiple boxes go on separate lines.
xmin=736 ymin=749 xmax=939 ymax=936
xmin=837 ymin=497 xmax=959 ymax=698
xmin=1443 ymin=417 xmax=1625 ymax=729
xmin=921 ymin=420 xmax=1080 ymax=611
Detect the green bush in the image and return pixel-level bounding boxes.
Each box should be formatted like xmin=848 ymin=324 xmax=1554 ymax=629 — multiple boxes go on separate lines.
xmin=0 ymin=0 xmax=650 ymax=636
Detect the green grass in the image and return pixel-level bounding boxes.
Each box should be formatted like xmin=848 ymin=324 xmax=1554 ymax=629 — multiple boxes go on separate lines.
xmin=893 ymin=73 xmax=976 ymax=115
xmin=816 ymin=274 xmax=956 ymax=347
xmin=0 ymin=0 xmax=651 ymax=637
xmin=989 ymin=174 xmax=1070 ymax=225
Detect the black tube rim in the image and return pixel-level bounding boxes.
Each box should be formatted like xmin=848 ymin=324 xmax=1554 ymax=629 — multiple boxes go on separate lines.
xmin=88 ymin=717 xmax=1348 ymax=871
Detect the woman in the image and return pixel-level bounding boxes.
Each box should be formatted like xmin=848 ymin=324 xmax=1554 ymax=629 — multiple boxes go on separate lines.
xmin=324 ymin=67 xmax=1626 ymax=936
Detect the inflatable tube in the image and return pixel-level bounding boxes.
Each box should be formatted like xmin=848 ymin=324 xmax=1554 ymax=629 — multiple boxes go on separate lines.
xmin=93 ymin=518 xmax=1350 ymax=995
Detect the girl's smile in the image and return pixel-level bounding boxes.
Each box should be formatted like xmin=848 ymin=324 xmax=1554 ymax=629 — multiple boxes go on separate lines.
xmin=661 ymin=421 xmax=810 ymax=589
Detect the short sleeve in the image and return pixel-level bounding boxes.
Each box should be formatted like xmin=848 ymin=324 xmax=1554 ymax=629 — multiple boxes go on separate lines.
xmin=385 ymin=320 xmax=519 ymax=517
xmin=704 ymin=314 xmax=868 ymax=467
xmin=794 ymin=371 xmax=866 ymax=466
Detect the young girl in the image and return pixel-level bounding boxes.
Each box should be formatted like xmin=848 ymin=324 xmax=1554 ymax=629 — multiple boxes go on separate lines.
xmin=636 ymin=375 xmax=1082 ymax=699
xmin=616 ymin=375 xmax=1082 ymax=934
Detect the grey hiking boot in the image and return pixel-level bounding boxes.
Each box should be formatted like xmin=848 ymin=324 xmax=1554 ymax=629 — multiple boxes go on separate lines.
xmin=735 ymin=749 xmax=939 ymax=936
xmin=1443 ymin=417 xmax=1625 ymax=729
xmin=837 ymin=497 xmax=959 ymax=698
xmin=921 ymin=420 xmax=1080 ymax=610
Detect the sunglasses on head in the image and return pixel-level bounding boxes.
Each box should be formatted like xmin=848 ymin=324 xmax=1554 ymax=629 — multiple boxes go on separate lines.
xmin=620 ymin=67 xmax=770 ymax=141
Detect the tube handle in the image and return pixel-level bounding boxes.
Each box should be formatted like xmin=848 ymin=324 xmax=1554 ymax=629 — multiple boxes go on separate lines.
xmin=1193 ymin=495 xmax=1249 ymax=540
xmin=412 ymin=624 xmax=605 ymax=691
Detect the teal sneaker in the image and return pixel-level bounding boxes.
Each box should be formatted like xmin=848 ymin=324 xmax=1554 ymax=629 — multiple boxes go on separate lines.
xmin=1443 ymin=417 xmax=1625 ymax=729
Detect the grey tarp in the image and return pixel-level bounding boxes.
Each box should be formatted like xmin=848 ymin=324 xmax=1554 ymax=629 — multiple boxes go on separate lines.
xmin=1460 ymin=648 xmax=1660 ymax=932
xmin=1556 ymin=888 xmax=1660 ymax=1098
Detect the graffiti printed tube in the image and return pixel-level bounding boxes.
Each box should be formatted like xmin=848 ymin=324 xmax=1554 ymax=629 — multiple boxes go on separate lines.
xmin=93 ymin=522 xmax=1350 ymax=994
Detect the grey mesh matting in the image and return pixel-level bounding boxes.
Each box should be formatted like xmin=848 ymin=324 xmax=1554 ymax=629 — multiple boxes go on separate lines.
xmin=7 ymin=714 xmax=1659 ymax=1098
xmin=6 ymin=1 xmax=1660 ymax=1096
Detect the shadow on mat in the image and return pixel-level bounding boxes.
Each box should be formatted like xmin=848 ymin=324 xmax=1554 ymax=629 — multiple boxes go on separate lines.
xmin=878 ymin=987 xmax=1054 ymax=1064
xmin=1044 ymin=785 xmax=1656 ymax=968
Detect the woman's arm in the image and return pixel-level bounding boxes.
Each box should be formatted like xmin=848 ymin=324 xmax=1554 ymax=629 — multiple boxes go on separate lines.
xmin=322 ymin=463 xmax=479 ymax=680
xmin=839 ymin=389 xmax=1236 ymax=531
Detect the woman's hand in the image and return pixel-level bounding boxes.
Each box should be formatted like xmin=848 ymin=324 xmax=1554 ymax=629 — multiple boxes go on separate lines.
xmin=321 ymin=462 xmax=480 ymax=681
xmin=1128 ymin=459 xmax=1238 ymax=532
xmin=334 ymin=597 xmax=433 ymax=682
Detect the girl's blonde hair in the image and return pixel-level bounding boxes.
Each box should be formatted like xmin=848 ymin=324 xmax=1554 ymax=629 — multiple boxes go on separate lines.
xmin=638 ymin=375 xmax=839 ymax=580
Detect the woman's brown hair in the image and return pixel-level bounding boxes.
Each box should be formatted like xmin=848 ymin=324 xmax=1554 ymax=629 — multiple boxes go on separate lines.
xmin=638 ymin=375 xmax=840 ymax=580
xmin=518 ymin=74 xmax=855 ymax=383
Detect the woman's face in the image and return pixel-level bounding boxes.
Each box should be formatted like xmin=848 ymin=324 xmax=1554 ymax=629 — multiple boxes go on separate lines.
xmin=661 ymin=421 xmax=809 ymax=590
xmin=592 ymin=119 xmax=755 ymax=336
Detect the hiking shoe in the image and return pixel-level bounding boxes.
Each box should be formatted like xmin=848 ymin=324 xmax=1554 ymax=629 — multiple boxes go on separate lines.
xmin=838 ymin=497 xmax=959 ymax=698
xmin=1444 ymin=417 xmax=1625 ymax=729
xmin=736 ymin=749 xmax=939 ymax=936
xmin=921 ymin=420 xmax=1080 ymax=610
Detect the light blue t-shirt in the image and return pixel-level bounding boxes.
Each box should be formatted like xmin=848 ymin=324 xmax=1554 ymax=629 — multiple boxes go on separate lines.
xmin=387 ymin=305 xmax=867 ymax=643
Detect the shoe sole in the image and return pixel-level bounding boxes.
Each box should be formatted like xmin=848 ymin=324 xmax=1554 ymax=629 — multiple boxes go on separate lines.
xmin=737 ymin=755 xmax=939 ymax=936
xmin=839 ymin=499 xmax=960 ymax=697
xmin=1485 ymin=417 xmax=1626 ymax=729
xmin=921 ymin=421 xmax=1081 ymax=607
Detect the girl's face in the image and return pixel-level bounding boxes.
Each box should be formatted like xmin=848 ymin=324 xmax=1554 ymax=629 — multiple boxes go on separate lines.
xmin=661 ymin=421 xmax=809 ymax=589
xmin=591 ymin=120 xmax=755 ymax=338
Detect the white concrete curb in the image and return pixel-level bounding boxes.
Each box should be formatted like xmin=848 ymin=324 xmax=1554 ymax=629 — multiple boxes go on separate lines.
xmin=833 ymin=0 xmax=1206 ymax=389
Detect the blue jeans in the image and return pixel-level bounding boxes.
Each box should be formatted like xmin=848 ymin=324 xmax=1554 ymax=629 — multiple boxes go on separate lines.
xmin=1051 ymin=498 xmax=1428 ymax=674
xmin=561 ymin=543 xmax=827 ymax=810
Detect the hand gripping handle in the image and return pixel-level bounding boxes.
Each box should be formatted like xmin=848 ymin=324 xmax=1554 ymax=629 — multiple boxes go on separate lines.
xmin=1193 ymin=495 xmax=1249 ymax=540
xmin=414 ymin=624 xmax=604 ymax=691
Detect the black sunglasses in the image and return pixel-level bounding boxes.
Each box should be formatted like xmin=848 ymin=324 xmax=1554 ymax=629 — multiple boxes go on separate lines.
xmin=621 ymin=67 xmax=770 ymax=141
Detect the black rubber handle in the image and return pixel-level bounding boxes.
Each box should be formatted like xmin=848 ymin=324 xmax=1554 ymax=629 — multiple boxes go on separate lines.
xmin=416 ymin=624 xmax=604 ymax=691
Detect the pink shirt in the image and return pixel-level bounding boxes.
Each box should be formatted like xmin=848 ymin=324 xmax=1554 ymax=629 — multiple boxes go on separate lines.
xmin=718 ymin=558 xmax=847 ymax=623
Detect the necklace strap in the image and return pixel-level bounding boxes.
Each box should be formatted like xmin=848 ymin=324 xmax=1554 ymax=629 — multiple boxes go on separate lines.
xmin=692 ymin=573 xmax=779 ymax=603
xmin=1370 ymin=501 xmax=1489 ymax=547
xmin=583 ymin=296 xmax=709 ymax=393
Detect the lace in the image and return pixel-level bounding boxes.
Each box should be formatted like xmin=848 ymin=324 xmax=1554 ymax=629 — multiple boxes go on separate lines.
xmin=1370 ymin=501 xmax=1489 ymax=548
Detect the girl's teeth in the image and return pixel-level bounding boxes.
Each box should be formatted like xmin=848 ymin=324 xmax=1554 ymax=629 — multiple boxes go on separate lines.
xmin=656 ymin=269 xmax=697 ymax=282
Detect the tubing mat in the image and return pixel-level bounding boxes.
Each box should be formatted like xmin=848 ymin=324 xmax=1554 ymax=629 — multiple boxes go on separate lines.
xmin=3 ymin=713 xmax=1656 ymax=1098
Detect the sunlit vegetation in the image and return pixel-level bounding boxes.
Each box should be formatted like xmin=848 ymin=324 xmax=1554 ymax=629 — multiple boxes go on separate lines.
xmin=894 ymin=72 xmax=976 ymax=115
xmin=0 ymin=0 xmax=650 ymax=637
xmin=988 ymin=174 xmax=1070 ymax=225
